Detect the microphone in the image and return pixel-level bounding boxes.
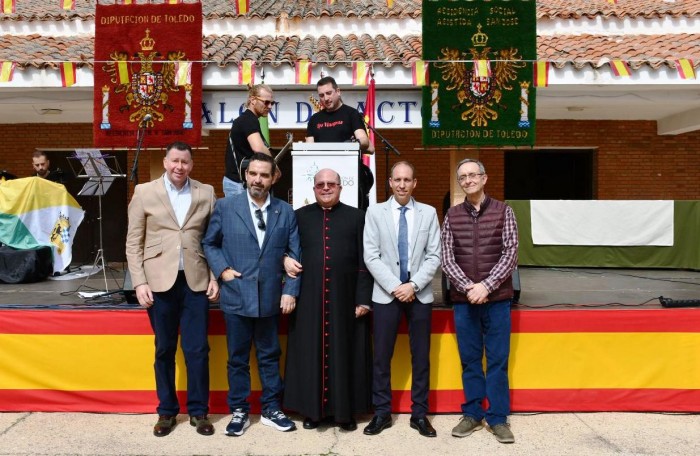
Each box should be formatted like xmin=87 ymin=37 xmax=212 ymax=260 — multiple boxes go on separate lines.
xmin=140 ymin=114 xmax=153 ymax=127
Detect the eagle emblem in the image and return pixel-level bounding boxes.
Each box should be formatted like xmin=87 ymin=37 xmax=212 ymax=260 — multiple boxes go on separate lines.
xmin=435 ymin=24 xmax=526 ymax=127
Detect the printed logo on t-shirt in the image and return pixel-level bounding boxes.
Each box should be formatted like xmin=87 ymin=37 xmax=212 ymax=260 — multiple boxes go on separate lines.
xmin=318 ymin=120 xmax=344 ymax=129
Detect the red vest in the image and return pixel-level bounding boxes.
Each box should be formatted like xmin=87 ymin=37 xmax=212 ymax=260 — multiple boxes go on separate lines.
xmin=446 ymin=196 xmax=514 ymax=303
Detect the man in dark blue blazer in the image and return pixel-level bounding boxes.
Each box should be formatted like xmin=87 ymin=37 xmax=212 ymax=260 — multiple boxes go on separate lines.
xmin=203 ymin=153 xmax=301 ymax=437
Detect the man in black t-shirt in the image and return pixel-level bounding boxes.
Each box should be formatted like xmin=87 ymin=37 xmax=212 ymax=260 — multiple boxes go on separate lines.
xmin=223 ymin=84 xmax=274 ymax=197
xmin=306 ymin=77 xmax=371 ymax=151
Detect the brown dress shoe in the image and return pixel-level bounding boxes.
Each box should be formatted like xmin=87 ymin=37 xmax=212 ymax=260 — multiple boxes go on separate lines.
xmin=153 ymin=415 xmax=177 ymax=437
xmin=190 ymin=415 xmax=215 ymax=436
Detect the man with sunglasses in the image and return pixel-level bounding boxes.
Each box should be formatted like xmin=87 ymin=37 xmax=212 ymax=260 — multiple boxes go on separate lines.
xmin=203 ymin=153 xmax=301 ymax=437
xmin=283 ymin=168 xmax=373 ymax=432
xmin=223 ymin=84 xmax=275 ymax=197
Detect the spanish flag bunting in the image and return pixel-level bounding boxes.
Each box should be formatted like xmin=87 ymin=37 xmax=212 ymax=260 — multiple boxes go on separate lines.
xmin=675 ymin=59 xmax=696 ymax=80
xmin=363 ymin=77 xmax=375 ymax=167
xmin=168 ymin=0 xmax=181 ymax=4
xmin=534 ymin=61 xmax=550 ymax=87
xmin=327 ymin=0 xmax=335 ymax=5
xmin=295 ymin=60 xmax=312 ymax=85
xmin=352 ymin=62 xmax=370 ymax=86
xmin=387 ymin=0 xmax=395 ymax=8
xmin=412 ymin=60 xmax=428 ymax=86
xmin=235 ymin=0 xmax=249 ymax=15
xmin=610 ymin=60 xmax=631 ymax=77
xmin=474 ymin=59 xmax=491 ymax=78
xmin=117 ymin=61 xmax=129 ymax=85
xmin=2 ymin=0 xmax=15 ymax=14
xmin=607 ymin=0 xmax=618 ymax=4
xmin=174 ymin=61 xmax=192 ymax=86
xmin=238 ymin=60 xmax=255 ymax=85
xmin=61 ymin=0 xmax=75 ymax=10
xmin=117 ymin=0 xmax=133 ymax=4
xmin=0 ymin=61 xmax=15 ymax=82
xmin=60 ymin=62 xmax=77 ymax=87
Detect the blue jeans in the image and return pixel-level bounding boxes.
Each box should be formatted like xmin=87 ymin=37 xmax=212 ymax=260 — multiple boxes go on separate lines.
xmin=223 ymin=312 xmax=283 ymax=413
xmin=222 ymin=176 xmax=244 ymax=198
xmin=147 ymin=271 xmax=210 ymax=417
xmin=453 ymin=299 xmax=511 ymax=426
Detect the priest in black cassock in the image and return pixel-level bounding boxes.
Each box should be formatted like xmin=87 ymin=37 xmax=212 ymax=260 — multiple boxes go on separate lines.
xmin=283 ymin=168 xmax=373 ymax=431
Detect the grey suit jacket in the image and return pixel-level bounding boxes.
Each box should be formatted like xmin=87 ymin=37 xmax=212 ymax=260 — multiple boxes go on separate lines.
xmin=363 ymin=197 xmax=441 ymax=304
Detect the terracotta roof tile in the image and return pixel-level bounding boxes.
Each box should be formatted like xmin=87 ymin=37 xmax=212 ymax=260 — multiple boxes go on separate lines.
xmin=0 ymin=0 xmax=422 ymax=22
xmin=537 ymin=0 xmax=700 ymax=20
xmin=1 ymin=33 xmax=699 ymax=72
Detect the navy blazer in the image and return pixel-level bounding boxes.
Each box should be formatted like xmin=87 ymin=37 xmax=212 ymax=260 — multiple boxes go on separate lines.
xmin=202 ymin=193 xmax=301 ymax=318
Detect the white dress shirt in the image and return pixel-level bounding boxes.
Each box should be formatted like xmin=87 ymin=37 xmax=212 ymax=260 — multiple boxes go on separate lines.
xmin=163 ymin=173 xmax=191 ymax=270
xmin=247 ymin=192 xmax=270 ymax=248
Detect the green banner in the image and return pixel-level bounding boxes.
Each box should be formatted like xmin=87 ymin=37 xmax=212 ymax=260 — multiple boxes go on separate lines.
xmin=422 ymin=0 xmax=536 ymax=146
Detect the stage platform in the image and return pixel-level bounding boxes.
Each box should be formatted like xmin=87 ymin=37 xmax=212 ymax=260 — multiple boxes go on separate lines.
xmin=1 ymin=265 xmax=699 ymax=414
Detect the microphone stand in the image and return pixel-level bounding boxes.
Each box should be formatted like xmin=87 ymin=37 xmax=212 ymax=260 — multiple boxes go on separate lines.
xmin=129 ymin=120 xmax=147 ymax=184
xmin=364 ymin=121 xmax=400 ymax=200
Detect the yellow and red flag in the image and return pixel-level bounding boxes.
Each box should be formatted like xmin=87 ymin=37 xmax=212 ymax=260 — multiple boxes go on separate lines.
xmin=474 ymin=59 xmax=491 ymax=78
xmin=363 ymin=77 xmax=376 ymax=154
xmin=174 ymin=61 xmax=192 ymax=86
xmin=675 ymin=59 xmax=696 ymax=80
xmin=412 ymin=59 xmax=428 ymax=86
xmin=2 ymin=0 xmax=15 ymax=14
xmin=117 ymin=0 xmax=133 ymax=4
xmin=607 ymin=0 xmax=618 ymax=4
xmin=327 ymin=0 xmax=335 ymax=5
xmin=238 ymin=60 xmax=255 ymax=85
xmin=60 ymin=62 xmax=77 ymax=87
xmin=534 ymin=61 xmax=550 ymax=87
xmin=235 ymin=0 xmax=249 ymax=15
xmin=387 ymin=0 xmax=395 ymax=7
xmin=168 ymin=0 xmax=181 ymax=4
xmin=61 ymin=0 xmax=75 ymax=10
xmin=610 ymin=60 xmax=631 ymax=77
xmin=0 ymin=61 xmax=15 ymax=82
xmin=295 ymin=60 xmax=312 ymax=85
xmin=352 ymin=62 xmax=370 ymax=86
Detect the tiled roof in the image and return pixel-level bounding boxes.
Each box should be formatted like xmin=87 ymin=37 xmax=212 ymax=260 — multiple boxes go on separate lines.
xmin=537 ymin=0 xmax=700 ymax=20
xmin=0 ymin=0 xmax=697 ymax=21
xmin=0 ymin=0 xmax=421 ymax=21
xmin=1 ymin=33 xmax=698 ymax=72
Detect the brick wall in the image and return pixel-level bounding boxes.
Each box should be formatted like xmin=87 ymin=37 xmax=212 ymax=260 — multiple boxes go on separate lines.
xmin=2 ymin=120 xmax=699 ymax=209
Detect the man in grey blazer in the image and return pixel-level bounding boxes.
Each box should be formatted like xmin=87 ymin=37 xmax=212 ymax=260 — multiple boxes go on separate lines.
xmin=202 ymin=153 xmax=301 ymax=437
xmin=362 ymin=161 xmax=441 ymax=437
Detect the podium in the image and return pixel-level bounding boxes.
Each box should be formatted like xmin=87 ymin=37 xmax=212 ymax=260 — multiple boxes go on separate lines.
xmin=291 ymin=142 xmax=360 ymax=210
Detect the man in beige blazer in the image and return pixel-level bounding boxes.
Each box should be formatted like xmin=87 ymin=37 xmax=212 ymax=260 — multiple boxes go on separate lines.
xmin=126 ymin=141 xmax=219 ymax=437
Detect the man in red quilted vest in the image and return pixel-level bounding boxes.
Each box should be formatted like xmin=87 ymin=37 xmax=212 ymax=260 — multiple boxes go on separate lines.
xmin=441 ymin=158 xmax=519 ymax=444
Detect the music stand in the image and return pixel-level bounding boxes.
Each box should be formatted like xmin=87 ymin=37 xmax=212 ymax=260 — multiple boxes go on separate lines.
xmin=68 ymin=149 xmax=125 ymax=295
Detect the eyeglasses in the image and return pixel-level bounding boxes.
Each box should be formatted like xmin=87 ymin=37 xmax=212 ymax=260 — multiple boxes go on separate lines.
xmin=254 ymin=208 xmax=266 ymax=231
xmin=457 ymin=173 xmax=484 ymax=182
xmin=314 ymin=181 xmax=339 ymax=190
xmin=255 ymin=97 xmax=275 ymax=107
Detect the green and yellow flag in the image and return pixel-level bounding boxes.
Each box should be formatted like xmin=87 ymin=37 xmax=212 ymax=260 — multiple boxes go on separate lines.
xmin=0 ymin=177 xmax=84 ymax=273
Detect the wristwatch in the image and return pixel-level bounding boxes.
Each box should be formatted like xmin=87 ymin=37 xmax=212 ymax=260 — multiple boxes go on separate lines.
xmin=409 ymin=281 xmax=420 ymax=293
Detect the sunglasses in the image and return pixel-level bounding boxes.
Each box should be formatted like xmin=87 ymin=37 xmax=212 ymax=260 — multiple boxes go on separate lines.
xmin=255 ymin=208 xmax=266 ymax=231
xmin=255 ymin=97 xmax=275 ymax=107
xmin=314 ymin=181 xmax=339 ymax=190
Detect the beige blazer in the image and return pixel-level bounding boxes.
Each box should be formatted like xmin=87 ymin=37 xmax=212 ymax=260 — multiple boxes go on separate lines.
xmin=125 ymin=176 xmax=216 ymax=293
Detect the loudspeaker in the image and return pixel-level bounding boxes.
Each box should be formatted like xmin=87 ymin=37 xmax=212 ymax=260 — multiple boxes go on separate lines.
xmin=122 ymin=269 xmax=138 ymax=304
xmin=512 ymin=267 xmax=521 ymax=304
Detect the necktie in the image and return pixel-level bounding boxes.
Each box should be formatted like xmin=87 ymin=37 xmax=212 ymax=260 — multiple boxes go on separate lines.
xmin=398 ymin=206 xmax=409 ymax=283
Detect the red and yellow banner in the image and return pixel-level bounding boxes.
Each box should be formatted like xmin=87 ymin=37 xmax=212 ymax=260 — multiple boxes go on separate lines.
xmin=611 ymin=60 xmax=631 ymax=77
xmin=0 ymin=61 xmax=15 ymax=82
xmin=412 ymin=59 xmax=428 ymax=86
xmin=2 ymin=0 xmax=15 ymax=14
xmin=675 ymin=59 xmax=696 ymax=80
xmin=93 ymin=2 xmax=202 ymax=148
xmin=295 ymin=60 xmax=312 ymax=85
xmin=61 ymin=0 xmax=75 ymax=10
xmin=352 ymin=61 xmax=370 ymax=86
xmin=238 ymin=60 xmax=255 ymax=86
xmin=2 ymin=308 xmax=699 ymax=413
xmin=234 ymin=0 xmax=249 ymax=15
xmin=534 ymin=61 xmax=550 ymax=87
xmin=60 ymin=62 xmax=76 ymax=87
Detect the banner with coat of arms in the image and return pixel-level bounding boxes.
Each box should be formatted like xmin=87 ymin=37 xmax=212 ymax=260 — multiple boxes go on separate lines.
xmin=93 ymin=2 xmax=202 ymax=148
xmin=422 ymin=0 xmax=536 ymax=146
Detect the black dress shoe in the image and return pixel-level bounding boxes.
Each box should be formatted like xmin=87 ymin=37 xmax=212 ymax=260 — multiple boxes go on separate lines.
xmin=363 ymin=414 xmax=392 ymax=435
xmin=410 ymin=416 xmax=437 ymax=437
xmin=339 ymin=419 xmax=357 ymax=431
xmin=153 ymin=415 xmax=177 ymax=437
xmin=303 ymin=417 xmax=319 ymax=429
xmin=190 ymin=415 xmax=214 ymax=436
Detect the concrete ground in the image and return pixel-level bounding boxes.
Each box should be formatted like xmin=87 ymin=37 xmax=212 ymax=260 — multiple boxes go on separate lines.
xmin=0 ymin=411 xmax=698 ymax=455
